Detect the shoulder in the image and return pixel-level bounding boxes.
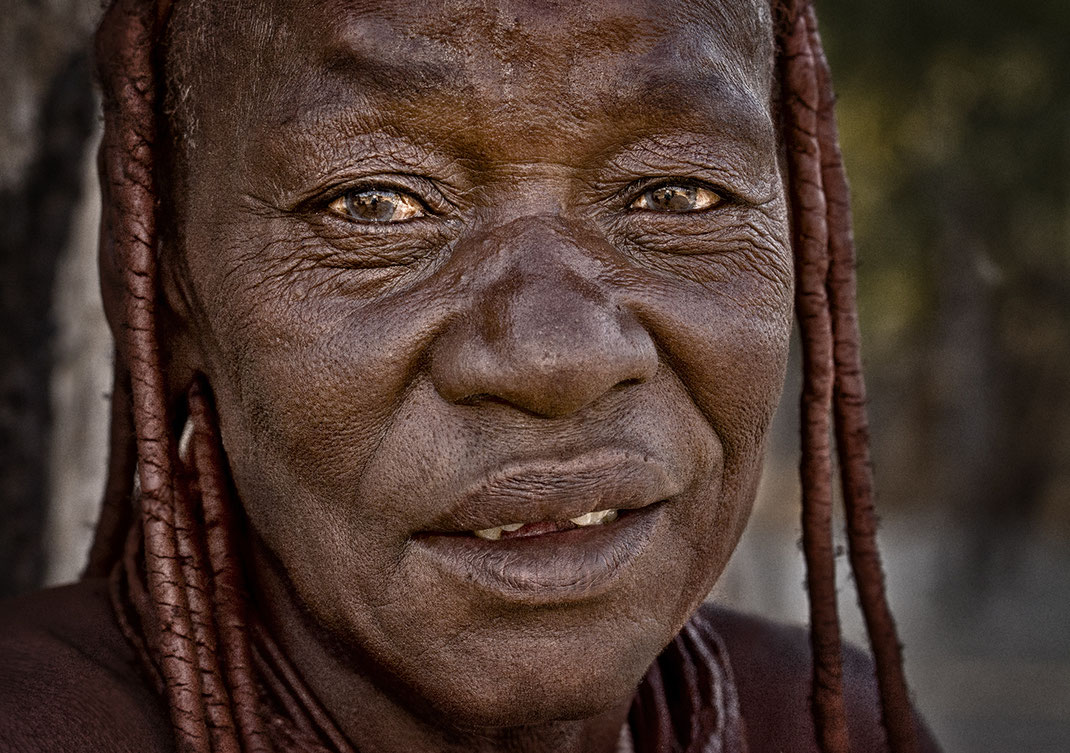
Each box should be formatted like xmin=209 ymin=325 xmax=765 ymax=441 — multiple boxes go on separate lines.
xmin=0 ymin=579 xmax=174 ymax=753
xmin=697 ymin=603 xmax=941 ymax=753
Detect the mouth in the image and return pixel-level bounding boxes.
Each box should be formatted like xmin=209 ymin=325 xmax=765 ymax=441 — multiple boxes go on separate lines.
xmin=423 ymin=449 xmax=680 ymax=534
xmin=470 ymin=507 xmax=620 ymax=541
xmin=413 ymin=502 xmax=665 ymax=604
xmin=411 ymin=450 xmax=679 ymax=604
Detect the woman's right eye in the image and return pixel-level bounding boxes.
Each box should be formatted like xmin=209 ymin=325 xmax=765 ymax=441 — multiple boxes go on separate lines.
xmin=328 ymin=188 xmax=425 ymax=223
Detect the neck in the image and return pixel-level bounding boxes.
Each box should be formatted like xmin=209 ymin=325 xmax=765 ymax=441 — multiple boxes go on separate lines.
xmin=249 ymin=540 xmax=631 ymax=753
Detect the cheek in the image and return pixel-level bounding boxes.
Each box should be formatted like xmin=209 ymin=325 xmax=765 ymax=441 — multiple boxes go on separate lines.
xmin=619 ymin=201 xmax=795 ymax=465
xmin=196 ymin=222 xmax=443 ymax=455
xmin=194 ymin=263 xmax=457 ymax=597
xmin=633 ymin=273 xmax=792 ymax=462
xmin=627 ymin=267 xmax=793 ymax=583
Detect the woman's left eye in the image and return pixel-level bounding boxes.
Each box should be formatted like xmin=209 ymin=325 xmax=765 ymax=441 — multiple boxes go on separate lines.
xmin=328 ymin=188 xmax=425 ymax=223
xmin=630 ymin=184 xmax=722 ymax=213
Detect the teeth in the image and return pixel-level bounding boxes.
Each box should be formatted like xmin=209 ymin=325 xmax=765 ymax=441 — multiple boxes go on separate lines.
xmin=570 ymin=508 xmax=618 ymax=527
xmin=472 ymin=509 xmax=619 ymax=539
xmin=474 ymin=522 xmax=524 ymax=539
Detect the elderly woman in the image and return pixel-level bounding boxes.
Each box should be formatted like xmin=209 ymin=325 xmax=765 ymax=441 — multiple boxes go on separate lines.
xmin=0 ymin=0 xmax=939 ymax=752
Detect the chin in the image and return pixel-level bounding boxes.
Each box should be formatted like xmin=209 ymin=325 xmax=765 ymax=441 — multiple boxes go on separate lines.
xmin=398 ymin=621 xmax=666 ymax=730
xmin=421 ymin=665 xmax=636 ymax=730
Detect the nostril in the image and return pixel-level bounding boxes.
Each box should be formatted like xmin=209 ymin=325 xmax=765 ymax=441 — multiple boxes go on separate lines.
xmin=613 ymin=377 xmax=644 ymax=391
xmin=456 ymin=393 xmax=511 ymax=408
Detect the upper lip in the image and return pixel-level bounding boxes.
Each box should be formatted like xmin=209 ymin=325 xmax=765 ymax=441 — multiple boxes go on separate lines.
xmin=422 ymin=449 xmax=683 ymax=534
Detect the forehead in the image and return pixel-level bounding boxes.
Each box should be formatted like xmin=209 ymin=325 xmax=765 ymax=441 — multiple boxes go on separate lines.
xmin=308 ymin=0 xmax=775 ymax=90
xmin=170 ymin=0 xmax=776 ymax=157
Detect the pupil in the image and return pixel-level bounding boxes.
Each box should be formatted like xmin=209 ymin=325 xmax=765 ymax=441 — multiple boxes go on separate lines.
xmin=650 ymin=185 xmax=697 ymax=212
xmin=347 ymin=190 xmax=397 ymax=222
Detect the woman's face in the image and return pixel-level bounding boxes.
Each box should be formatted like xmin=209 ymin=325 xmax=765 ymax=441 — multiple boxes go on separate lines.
xmin=166 ymin=0 xmax=792 ymax=728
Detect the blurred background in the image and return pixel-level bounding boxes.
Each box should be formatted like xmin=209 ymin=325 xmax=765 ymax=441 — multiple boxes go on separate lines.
xmin=1 ymin=0 xmax=1067 ymax=751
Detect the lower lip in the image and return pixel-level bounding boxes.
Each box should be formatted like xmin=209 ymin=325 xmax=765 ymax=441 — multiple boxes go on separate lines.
xmin=411 ymin=503 xmax=665 ymax=605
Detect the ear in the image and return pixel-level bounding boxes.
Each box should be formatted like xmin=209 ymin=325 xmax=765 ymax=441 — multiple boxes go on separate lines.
xmin=158 ymin=235 xmax=207 ymax=412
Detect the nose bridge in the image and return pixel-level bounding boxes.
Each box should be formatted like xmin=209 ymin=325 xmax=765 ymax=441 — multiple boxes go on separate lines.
xmin=490 ymin=216 xmax=614 ymax=342
xmin=431 ymin=217 xmax=657 ymax=417
xmin=492 ymin=262 xmax=613 ymax=367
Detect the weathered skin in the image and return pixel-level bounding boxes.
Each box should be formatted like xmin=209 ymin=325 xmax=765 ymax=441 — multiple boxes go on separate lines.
xmin=160 ymin=0 xmax=790 ymax=750
xmin=0 ymin=1 xmax=939 ymax=752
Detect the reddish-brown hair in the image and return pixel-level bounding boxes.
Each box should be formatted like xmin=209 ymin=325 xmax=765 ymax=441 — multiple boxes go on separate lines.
xmin=85 ymin=0 xmax=919 ymax=751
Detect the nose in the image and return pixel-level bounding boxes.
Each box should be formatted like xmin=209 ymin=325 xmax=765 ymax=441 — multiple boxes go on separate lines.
xmin=430 ymin=224 xmax=658 ymax=418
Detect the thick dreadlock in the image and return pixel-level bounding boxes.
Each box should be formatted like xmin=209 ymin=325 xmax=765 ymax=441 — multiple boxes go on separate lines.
xmin=83 ymin=0 xmax=919 ymax=751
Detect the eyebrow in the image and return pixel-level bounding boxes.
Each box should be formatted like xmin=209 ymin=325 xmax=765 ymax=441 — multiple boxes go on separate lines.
xmin=628 ymin=69 xmax=771 ymax=129
xmin=322 ymin=53 xmax=465 ymax=99
xmin=318 ymin=20 xmax=468 ymax=99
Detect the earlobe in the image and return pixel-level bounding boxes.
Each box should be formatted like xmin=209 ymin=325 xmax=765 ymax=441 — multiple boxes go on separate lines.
xmin=157 ymin=246 xmax=207 ymax=407
xmin=161 ymin=323 xmax=203 ymax=414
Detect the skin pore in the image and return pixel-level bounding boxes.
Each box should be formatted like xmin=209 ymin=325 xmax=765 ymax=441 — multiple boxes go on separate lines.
xmin=159 ymin=1 xmax=793 ymax=752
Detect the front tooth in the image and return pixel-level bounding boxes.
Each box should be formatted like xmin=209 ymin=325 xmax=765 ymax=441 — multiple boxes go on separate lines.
xmin=570 ymin=511 xmax=598 ymax=526
xmin=570 ymin=509 xmax=617 ymax=527
xmin=500 ymin=523 xmax=524 ymax=532
xmin=474 ymin=526 xmax=503 ymax=540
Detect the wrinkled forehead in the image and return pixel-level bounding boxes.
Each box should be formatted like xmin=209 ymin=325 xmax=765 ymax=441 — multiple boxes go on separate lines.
xmin=166 ymin=0 xmax=776 ymax=149
xmin=305 ymin=0 xmax=777 ymax=94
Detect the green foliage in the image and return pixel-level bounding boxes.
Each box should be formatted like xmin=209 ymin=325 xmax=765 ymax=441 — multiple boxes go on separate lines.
xmin=822 ymin=0 xmax=1069 ymax=342
xmin=816 ymin=0 xmax=1070 ymax=525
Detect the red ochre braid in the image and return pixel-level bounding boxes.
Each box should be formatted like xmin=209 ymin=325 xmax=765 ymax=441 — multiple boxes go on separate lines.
xmin=776 ymin=1 xmax=850 ymax=749
xmin=805 ymin=6 xmax=919 ymax=751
